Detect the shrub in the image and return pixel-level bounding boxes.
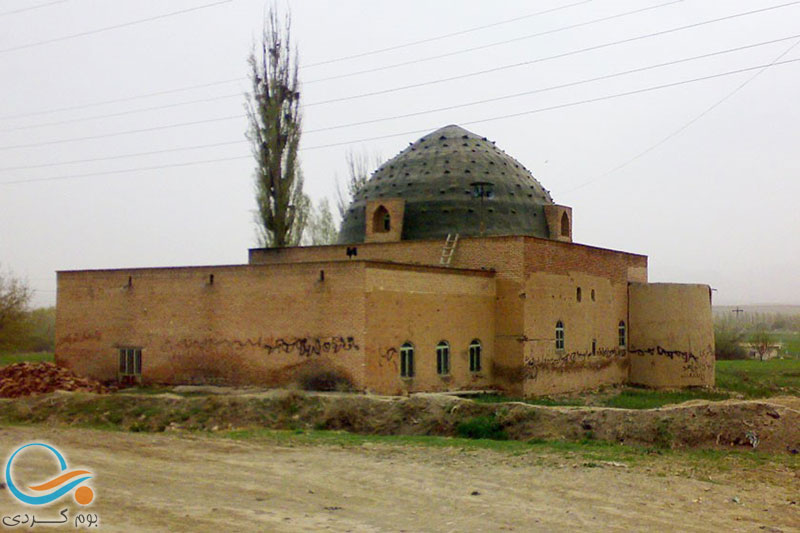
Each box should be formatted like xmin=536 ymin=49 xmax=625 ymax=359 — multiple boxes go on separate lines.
xmin=456 ymin=415 xmax=508 ymax=440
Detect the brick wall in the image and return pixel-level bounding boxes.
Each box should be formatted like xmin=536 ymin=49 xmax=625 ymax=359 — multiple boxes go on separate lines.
xmin=628 ymin=283 xmax=715 ymax=388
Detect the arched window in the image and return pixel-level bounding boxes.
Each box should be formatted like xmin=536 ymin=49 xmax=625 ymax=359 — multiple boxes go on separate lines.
xmin=469 ymin=339 xmax=482 ymax=372
xmin=373 ymin=205 xmax=390 ymax=233
xmin=592 ymin=338 xmax=597 ymax=355
xmin=618 ymin=321 xmax=626 ymax=348
xmin=400 ymin=342 xmax=415 ymax=378
xmin=576 ymin=287 xmax=582 ymax=302
xmin=436 ymin=341 xmax=450 ymax=375
xmin=591 ymin=289 xmax=595 ymax=301
xmin=560 ymin=212 xmax=570 ymax=237
xmin=555 ymin=321 xmax=565 ymax=351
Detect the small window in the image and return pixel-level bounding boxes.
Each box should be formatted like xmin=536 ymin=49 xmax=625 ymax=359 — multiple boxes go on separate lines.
xmin=372 ymin=205 xmax=390 ymax=233
xmin=576 ymin=287 xmax=582 ymax=302
xmin=400 ymin=342 xmax=415 ymax=378
xmin=591 ymin=289 xmax=595 ymax=301
xmin=555 ymin=321 xmax=565 ymax=351
xmin=469 ymin=339 xmax=482 ymax=372
xmin=436 ymin=341 xmax=450 ymax=375
xmin=119 ymin=348 xmax=142 ymax=377
xmin=592 ymin=338 xmax=596 ymax=355
xmin=618 ymin=321 xmax=626 ymax=348
xmin=560 ymin=211 xmax=570 ymax=237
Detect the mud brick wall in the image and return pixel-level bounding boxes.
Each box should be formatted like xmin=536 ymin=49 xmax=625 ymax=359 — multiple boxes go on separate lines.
xmin=628 ymin=283 xmax=715 ymax=388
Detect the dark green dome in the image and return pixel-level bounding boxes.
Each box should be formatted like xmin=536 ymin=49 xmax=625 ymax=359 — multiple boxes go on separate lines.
xmin=337 ymin=125 xmax=555 ymax=244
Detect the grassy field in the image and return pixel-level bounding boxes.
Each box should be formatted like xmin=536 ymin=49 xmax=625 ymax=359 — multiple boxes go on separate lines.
xmin=0 ymin=351 xmax=53 ymax=366
xmin=773 ymin=330 xmax=800 ymax=356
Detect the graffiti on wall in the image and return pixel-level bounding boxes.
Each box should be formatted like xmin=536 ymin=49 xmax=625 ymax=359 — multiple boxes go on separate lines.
xmin=524 ymin=348 xmax=627 ymax=379
xmin=58 ymin=330 xmax=102 ymax=345
xmin=377 ymin=347 xmax=398 ymax=371
xmin=161 ymin=335 xmax=360 ymax=358
xmin=629 ymin=345 xmax=714 ymax=379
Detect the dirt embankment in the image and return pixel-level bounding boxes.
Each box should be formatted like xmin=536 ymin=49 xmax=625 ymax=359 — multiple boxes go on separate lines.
xmin=2 ymin=391 xmax=798 ymax=453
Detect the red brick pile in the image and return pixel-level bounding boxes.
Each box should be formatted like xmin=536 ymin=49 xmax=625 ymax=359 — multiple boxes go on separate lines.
xmin=0 ymin=362 xmax=109 ymax=398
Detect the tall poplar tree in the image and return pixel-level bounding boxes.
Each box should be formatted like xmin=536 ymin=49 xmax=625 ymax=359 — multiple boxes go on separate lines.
xmin=246 ymin=6 xmax=307 ymax=247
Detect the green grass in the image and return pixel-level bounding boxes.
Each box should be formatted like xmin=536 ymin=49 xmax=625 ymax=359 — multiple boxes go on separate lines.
xmin=772 ymin=331 xmax=800 ymax=356
xmin=218 ymin=427 xmax=798 ymax=473
xmin=0 ymin=351 xmax=53 ymax=366
xmin=600 ymin=388 xmax=730 ymax=409
xmin=716 ymin=358 xmax=800 ymax=397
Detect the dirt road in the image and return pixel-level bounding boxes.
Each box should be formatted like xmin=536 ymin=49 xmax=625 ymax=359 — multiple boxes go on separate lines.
xmin=1 ymin=426 xmax=797 ymax=532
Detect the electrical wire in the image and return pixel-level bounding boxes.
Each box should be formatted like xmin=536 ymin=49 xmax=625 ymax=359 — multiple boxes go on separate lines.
xmin=4 ymin=2 xmax=799 ymax=151
xmin=303 ymin=0 xmax=594 ymax=68
xmin=0 ymin=1 xmax=593 ymax=121
xmin=305 ymin=1 xmax=682 ymax=84
xmin=305 ymin=0 xmax=800 ymax=107
xmin=2 ymin=33 xmax=798 ymax=166
xmin=5 ymin=31 xmax=795 ymax=140
xmin=566 ymin=38 xmax=800 ymax=193
xmin=3 ymin=57 xmax=798 ymax=186
xmin=0 ymin=0 xmax=67 ymax=18
xmin=0 ymin=0 xmax=233 ymax=54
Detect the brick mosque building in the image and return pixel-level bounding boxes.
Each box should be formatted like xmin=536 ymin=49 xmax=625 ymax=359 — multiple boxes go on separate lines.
xmin=55 ymin=125 xmax=714 ymax=397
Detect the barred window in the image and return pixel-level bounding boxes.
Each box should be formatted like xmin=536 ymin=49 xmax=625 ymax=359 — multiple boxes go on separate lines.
xmin=618 ymin=321 xmax=627 ymax=348
xmin=555 ymin=321 xmax=565 ymax=351
xmin=119 ymin=348 xmax=142 ymax=376
xmin=400 ymin=342 xmax=415 ymax=378
xmin=436 ymin=341 xmax=450 ymax=375
xmin=469 ymin=339 xmax=482 ymax=372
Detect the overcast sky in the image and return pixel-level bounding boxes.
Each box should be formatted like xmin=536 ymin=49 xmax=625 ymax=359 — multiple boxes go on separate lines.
xmin=1 ymin=0 xmax=798 ymax=308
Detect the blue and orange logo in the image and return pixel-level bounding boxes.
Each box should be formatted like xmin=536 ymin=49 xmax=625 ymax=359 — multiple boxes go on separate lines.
xmin=5 ymin=443 xmax=94 ymax=506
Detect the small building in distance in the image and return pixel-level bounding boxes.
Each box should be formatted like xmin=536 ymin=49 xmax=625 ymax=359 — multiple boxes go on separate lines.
xmin=55 ymin=125 xmax=714 ymax=396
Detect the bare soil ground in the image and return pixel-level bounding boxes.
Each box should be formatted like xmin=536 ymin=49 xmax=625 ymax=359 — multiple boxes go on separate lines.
xmin=1 ymin=426 xmax=798 ymax=533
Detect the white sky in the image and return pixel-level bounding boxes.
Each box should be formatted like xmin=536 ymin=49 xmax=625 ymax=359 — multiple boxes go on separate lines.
xmin=1 ymin=0 xmax=798 ymax=308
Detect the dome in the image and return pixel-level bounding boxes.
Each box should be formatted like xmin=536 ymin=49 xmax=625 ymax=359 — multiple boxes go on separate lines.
xmin=337 ymin=124 xmax=555 ymax=244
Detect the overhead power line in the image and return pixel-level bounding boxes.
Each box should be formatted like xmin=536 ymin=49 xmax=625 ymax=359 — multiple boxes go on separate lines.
xmin=566 ymin=38 xmax=800 ymax=193
xmin=300 ymin=58 xmax=800 ymax=152
xmin=305 ymin=0 xmax=800 ymax=107
xmin=0 ymin=0 xmax=679 ymax=133
xmin=303 ymin=0 xmax=593 ymax=68
xmin=0 ymin=1 xmax=592 ymax=121
xmin=305 ymin=0 xmax=682 ymax=84
xmin=0 ymin=0 xmax=232 ymax=54
xmin=0 ymin=93 xmax=242 ymax=133
xmin=1 ymin=33 xmax=798 ymax=156
xmin=0 ymin=0 xmax=67 ymax=18
xmin=3 ymin=57 xmax=799 ymax=186
xmin=0 ymin=77 xmax=243 ymax=122
xmin=303 ymin=34 xmax=800 ymax=134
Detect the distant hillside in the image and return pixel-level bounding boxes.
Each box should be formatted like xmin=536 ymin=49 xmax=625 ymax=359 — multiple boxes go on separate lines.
xmin=713 ymin=305 xmax=800 ymax=316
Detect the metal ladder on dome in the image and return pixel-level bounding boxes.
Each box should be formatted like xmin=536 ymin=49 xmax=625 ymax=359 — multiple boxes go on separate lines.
xmin=440 ymin=233 xmax=459 ymax=266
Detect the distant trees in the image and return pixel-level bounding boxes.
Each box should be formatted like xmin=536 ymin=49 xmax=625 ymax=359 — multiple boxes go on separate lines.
xmin=306 ymin=198 xmax=338 ymax=245
xmin=335 ymin=149 xmax=381 ymax=219
xmin=0 ymin=269 xmax=53 ymax=353
xmin=246 ymin=5 xmax=308 ymax=247
xmin=0 ymin=268 xmax=32 ymax=349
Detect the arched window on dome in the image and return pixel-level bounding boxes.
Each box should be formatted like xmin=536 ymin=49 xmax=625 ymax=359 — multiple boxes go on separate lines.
xmin=372 ymin=205 xmax=390 ymax=233
xmin=560 ymin=212 xmax=570 ymax=237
